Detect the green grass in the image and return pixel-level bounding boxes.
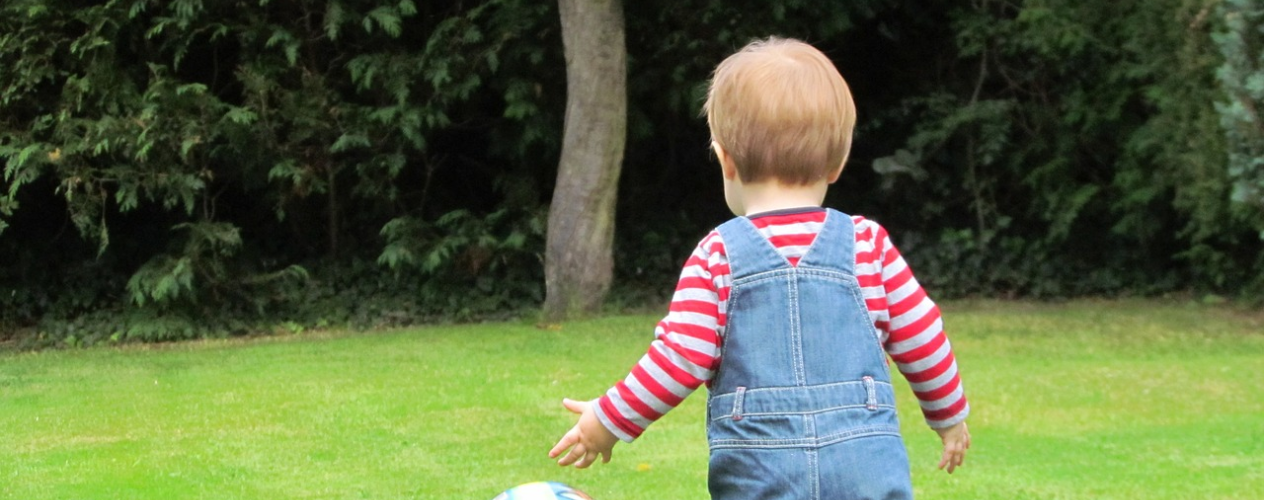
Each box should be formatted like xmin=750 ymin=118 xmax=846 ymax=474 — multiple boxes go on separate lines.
xmin=2 ymin=300 xmax=1262 ymax=499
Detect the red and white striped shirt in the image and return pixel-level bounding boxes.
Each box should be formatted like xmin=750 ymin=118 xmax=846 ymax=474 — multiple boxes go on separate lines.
xmin=594 ymin=209 xmax=969 ymax=442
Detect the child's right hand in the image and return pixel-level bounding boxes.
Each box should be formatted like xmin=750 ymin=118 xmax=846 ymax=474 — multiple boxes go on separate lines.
xmin=549 ymin=398 xmax=619 ymax=469
xmin=934 ymin=421 xmax=970 ymax=474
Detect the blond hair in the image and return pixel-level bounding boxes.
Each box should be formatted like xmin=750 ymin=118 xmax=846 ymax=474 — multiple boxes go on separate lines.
xmin=703 ymin=37 xmax=856 ymax=185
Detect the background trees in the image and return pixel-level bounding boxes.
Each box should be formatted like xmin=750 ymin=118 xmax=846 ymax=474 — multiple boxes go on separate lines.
xmin=857 ymin=0 xmax=1259 ymax=296
xmin=1215 ymin=0 xmax=1264 ymax=239
xmin=2 ymin=0 xmax=1260 ymax=347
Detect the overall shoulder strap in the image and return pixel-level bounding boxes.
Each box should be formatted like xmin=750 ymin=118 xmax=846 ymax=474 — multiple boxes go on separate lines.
xmin=796 ymin=209 xmax=857 ymax=275
xmin=715 ymin=216 xmax=791 ymax=278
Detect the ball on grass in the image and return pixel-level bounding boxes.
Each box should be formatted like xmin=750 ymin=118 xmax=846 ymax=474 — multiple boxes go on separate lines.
xmin=492 ymin=481 xmax=593 ymax=500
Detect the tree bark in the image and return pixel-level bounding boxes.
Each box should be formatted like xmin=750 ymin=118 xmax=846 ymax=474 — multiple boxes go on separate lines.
xmin=544 ymin=0 xmax=627 ymax=321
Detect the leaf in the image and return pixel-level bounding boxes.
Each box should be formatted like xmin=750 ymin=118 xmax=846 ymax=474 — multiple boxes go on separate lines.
xmin=378 ymin=217 xmax=411 ymax=238
xmin=503 ymin=230 xmax=526 ymax=249
xmin=210 ymin=24 xmax=229 ymax=41
xmin=329 ymin=133 xmax=371 ymax=152
xmin=485 ymin=51 xmax=499 ymax=73
xmin=265 ymin=28 xmax=294 ymax=48
xmin=377 ymin=244 xmax=416 ymax=269
xmin=423 ymin=245 xmax=451 ymax=273
xmin=398 ymin=0 xmax=417 ymax=16
xmin=347 ymin=55 xmax=377 ymax=89
xmin=1048 ymin=184 xmax=1101 ymax=241
xmin=437 ymin=209 xmax=470 ymax=225
xmin=128 ymin=1 xmax=148 ymax=19
xmin=173 ymin=0 xmax=199 ymax=21
xmin=97 ymin=220 xmax=110 ymax=257
xmin=14 ymin=143 xmax=41 ymax=168
xmin=145 ymin=20 xmax=168 ymax=39
xmin=368 ymin=106 xmax=399 ymax=123
xmin=223 ymin=106 xmax=258 ymax=125
xmin=175 ymin=83 xmax=207 ymax=96
xmin=872 ymin=149 xmax=928 ymax=180
xmin=135 ymin=140 xmax=154 ymax=161
xmin=180 ymin=136 xmax=201 ymax=158
xmin=367 ymin=7 xmax=403 ymax=37
xmin=284 ymin=42 xmax=299 ymax=66
xmin=268 ymin=159 xmax=302 ymax=183
xmin=92 ymin=138 xmax=111 ymax=155
xmin=173 ymin=45 xmax=189 ymax=70
xmin=462 ymin=25 xmax=482 ymax=44
xmin=324 ymin=1 xmax=344 ymax=40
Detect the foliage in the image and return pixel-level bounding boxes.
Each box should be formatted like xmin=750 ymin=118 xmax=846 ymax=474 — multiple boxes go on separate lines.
xmin=867 ymin=0 xmax=1263 ymax=297
xmin=378 ymin=207 xmax=546 ymax=321
xmin=1214 ymin=0 xmax=1264 ymax=239
xmin=0 ymin=0 xmax=559 ymax=346
xmin=126 ymin=221 xmax=309 ymax=311
xmin=2 ymin=0 xmax=1264 ymax=347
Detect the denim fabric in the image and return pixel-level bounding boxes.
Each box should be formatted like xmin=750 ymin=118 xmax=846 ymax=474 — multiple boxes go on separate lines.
xmin=708 ymin=209 xmax=913 ymax=500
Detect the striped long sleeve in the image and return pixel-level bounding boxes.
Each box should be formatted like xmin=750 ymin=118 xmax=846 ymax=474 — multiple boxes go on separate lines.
xmin=592 ymin=211 xmax=969 ymax=442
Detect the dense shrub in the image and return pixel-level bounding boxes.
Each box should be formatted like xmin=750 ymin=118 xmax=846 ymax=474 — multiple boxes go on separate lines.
xmin=2 ymin=0 xmax=1261 ymax=348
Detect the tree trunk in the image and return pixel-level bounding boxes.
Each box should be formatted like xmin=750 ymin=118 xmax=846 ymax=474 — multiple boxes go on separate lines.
xmin=544 ymin=0 xmax=627 ymax=321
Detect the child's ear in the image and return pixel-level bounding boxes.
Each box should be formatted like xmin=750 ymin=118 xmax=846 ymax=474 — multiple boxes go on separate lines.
xmin=712 ymin=142 xmax=740 ymax=180
xmin=827 ymin=150 xmax=851 ymax=184
xmin=827 ymin=162 xmax=845 ymax=184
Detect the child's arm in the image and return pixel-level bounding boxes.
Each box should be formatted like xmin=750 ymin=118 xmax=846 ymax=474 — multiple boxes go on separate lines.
xmin=869 ymin=222 xmax=969 ymax=428
xmin=549 ymin=398 xmax=619 ymax=468
xmin=550 ymin=234 xmax=723 ymax=464
xmin=586 ymin=236 xmax=723 ymax=443
xmin=861 ymin=219 xmax=970 ymax=470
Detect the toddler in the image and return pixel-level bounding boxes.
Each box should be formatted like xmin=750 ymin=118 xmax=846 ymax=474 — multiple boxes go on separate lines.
xmin=550 ymin=37 xmax=970 ymax=500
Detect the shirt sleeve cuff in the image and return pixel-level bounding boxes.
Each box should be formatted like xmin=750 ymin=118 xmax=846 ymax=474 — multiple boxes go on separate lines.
xmin=591 ymin=396 xmax=639 ymax=443
xmin=926 ymin=402 xmax=970 ymax=430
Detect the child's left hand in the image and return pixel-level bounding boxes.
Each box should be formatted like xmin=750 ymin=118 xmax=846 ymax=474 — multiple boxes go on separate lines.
xmin=549 ymin=398 xmax=619 ymax=468
xmin=934 ymin=421 xmax=971 ymax=474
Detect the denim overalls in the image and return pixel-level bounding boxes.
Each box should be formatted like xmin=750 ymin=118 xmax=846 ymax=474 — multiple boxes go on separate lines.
xmin=707 ymin=209 xmax=914 ymax=500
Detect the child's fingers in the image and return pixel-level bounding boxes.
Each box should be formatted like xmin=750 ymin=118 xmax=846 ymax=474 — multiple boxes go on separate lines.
xmin=557 ymin=442 xmax=587 ymax=466
xmin=547 ymin=437 xmax=570 ymax=459
xmin=561 ymin=398 xmax=589 ymax=415
xmin=575 ymin=448 xmax=598 ymax=469
xmin=578 ymin=449 xmax=613 ymax=468
xmin=938 ymin=440 xmax=966 ymax=474
xmin=549 ymin=429 xmax=579 ymax=459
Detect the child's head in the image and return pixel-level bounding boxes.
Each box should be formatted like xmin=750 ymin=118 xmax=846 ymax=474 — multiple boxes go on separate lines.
xmin=704 ymin=37 xmax=856 ymax=186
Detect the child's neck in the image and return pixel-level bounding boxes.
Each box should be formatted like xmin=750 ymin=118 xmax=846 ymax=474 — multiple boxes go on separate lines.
xmin=738 ymin=181 xmax=829 ymax=216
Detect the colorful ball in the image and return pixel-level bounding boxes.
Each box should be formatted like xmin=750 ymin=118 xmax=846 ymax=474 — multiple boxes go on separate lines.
xmin=492 ymin=481 xmax=593 ymax=500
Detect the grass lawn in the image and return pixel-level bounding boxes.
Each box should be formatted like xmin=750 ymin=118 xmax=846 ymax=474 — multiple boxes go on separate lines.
xmin=2 ymin=299 xmax=1262 ymax=499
